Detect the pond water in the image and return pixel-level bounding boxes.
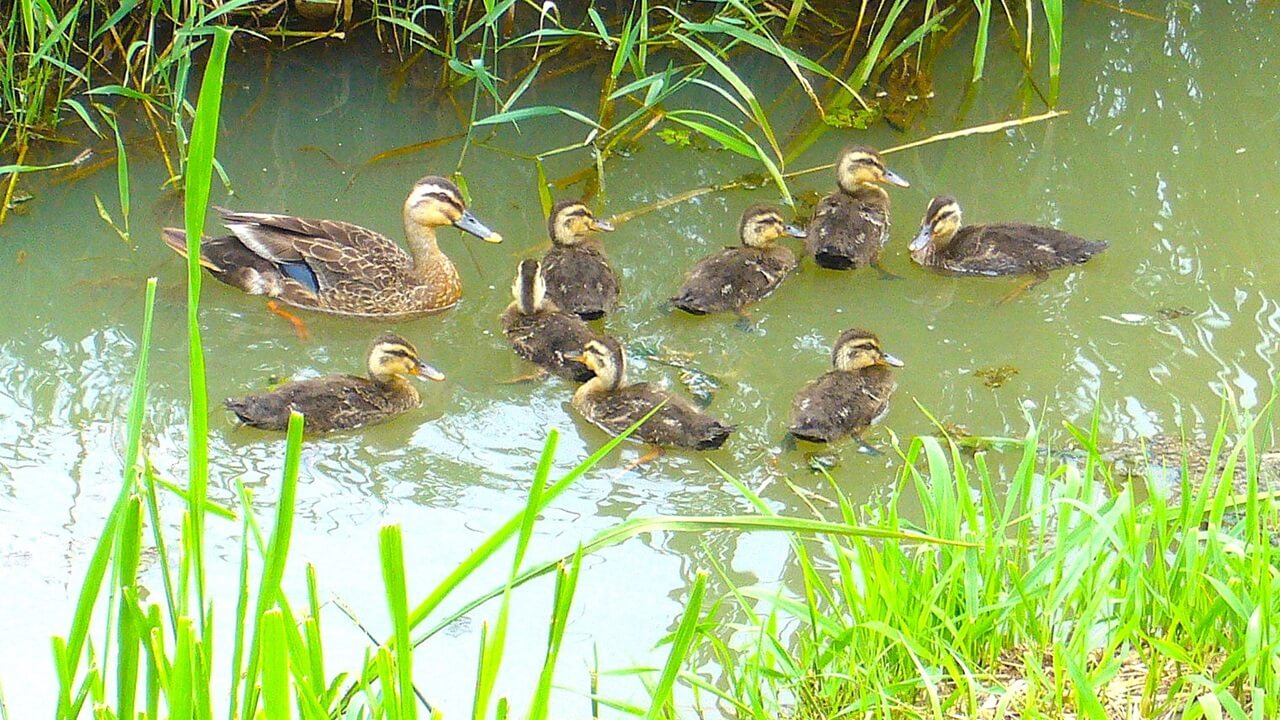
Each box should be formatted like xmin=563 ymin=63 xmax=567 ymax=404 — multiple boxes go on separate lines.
xmin=2 ymin=1 xmax=1279 ymax=714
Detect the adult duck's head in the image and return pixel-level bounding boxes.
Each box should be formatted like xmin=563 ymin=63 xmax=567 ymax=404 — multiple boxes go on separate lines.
xmin=405 ymin=175 xmax=503 ymax=243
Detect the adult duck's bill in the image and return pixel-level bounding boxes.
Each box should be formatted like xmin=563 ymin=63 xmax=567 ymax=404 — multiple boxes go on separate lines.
xmin=454 ymin=210 xmax=503 ymax=243
xmin=410 ymin=360 xmax=447 ymax=381
xmin=881 ymin=168 xmax=911 ymax=188
xmin=908 ymin=226 xmax=932 ymax=252
xmin=880 ymin=353 xmax=906 ymax=368
xmin=784 ymin=224 xmax=807 ymax=238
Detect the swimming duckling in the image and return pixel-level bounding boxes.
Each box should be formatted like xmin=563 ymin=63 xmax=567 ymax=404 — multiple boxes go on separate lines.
xmin=788 ymin=329 xmax=903 ymax=445
xmin=670 ymin=204 xmax=806 ymax=320
xmin=225 ymin=334 xmax=444 ymax=433
xmin=909 ymin=196 xmax=1108 ymax=297
xmin=500 ymin=258 xmax=607 ymax=382
xmin=541 ymin=199 xmax=618 ymax=320
xmin=806 ymin=145 xmax=910 ymax=271
xmin=571 ymin=338 xmax=735 ymax=451
xmin=163 ymin=176 xmax=501 ymax=337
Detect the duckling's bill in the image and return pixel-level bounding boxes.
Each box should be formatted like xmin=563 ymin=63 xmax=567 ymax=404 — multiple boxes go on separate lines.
xmin=784 ymin=224 xmax=807 ymax=238
xmin=881 ymin=168 xmax=911 ymax=188
xmin=411 ymin=360 xmax=447 ymax=381
xmin=590 ymin=218 xmax=616 ymax=232
xmin=881 ymin=352 xmax=905 ymax=367
xmin=454 ymin=210 xmax=503 ymax=243
xmin=908 ymin=226 xmax=932 ymax=252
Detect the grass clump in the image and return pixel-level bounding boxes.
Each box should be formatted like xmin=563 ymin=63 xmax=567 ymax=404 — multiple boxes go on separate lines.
xmin=1 ymin=0 xmax=1070 ymax=225
xmin=685 ymin=414 xmax=1280 ymax=719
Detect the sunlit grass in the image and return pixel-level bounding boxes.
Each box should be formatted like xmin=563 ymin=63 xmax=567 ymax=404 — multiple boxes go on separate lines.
xmin=676 ymin=412 xmax=1280 ymax=718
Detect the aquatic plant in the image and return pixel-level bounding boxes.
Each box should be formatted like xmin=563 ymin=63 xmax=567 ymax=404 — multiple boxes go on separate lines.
xmin=0 ymin=0 xmax=1071 ymax=223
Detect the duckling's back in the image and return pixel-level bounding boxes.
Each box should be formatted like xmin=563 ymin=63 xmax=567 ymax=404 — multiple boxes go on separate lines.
xmin=934 ymin=224 xmax=1108 ymax=276
xmin=225 ymin=375 xmax=419 ymax=433
xmin=500 ymin=306 xmax=602 ymax=382
xmin=542 ymin=242 xmax=619 ymax=320
xmin=672 ymin=245 xmax=797 ymax=314
xmin=578 ymin=383 xmax=735 ymax=450
xmin=789 ymin=367 xmax=895 ymax=443
xmin=805 ymin=190 xmax=891 ymax=270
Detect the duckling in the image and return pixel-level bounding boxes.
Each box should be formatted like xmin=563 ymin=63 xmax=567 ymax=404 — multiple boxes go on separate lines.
xmin=805 ymin=145 xmax=910 ymax=271
xmin=670 ymin=204 xmax=806 ymax=319
xmin=540 ymin=199 xmax=618 ymax=320
xmin=909 ymin=195 xmax=1108 ymax=283
xmin=571 ymin=338 xmax=735 ymax=451
xmin=788 ymin=329 xmax=903 ymax=445
xmin=500 ymin=258 xmax=607 ymax=382
xmin=162 ymin=176 xmax=501 ymax=336
xmin=224 ymin=334 xmax=444 ymax=433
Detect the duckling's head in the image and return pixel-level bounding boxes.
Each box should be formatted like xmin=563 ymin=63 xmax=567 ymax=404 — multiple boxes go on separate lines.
xmin=909 ymin=196 xmax=963 ymax=253
xmin=738 ymin=204 xmax=807 ymax=248
xmin=831 ymin=329 xmax=904 ymax=372
xmin=511 ymin=258 xmax=548 ymax=315
xmin=405 ymin=176 xmax=503 ymax=243
xmin=573 ymin=338 xmax=625 ymax=390
xmin=367 ymin=333 xmax=446 ymax=382
xmin=834 ymin=145 xmax=911 ymax=195
xmin=548 ymin=199 xmax=614 ymax=246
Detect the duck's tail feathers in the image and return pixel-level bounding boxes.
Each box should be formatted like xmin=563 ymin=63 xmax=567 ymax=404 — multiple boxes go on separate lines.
xmin=162 ymin=228 xmax=221 ymax=271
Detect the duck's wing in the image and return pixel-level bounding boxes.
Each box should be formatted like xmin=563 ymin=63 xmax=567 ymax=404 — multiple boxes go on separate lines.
xmin=217 ymin=209 xmax=413 ymax=294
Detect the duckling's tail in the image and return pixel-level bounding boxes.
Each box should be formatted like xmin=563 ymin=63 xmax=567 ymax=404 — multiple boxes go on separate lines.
xmin=669 ymin=293 xmax=709 ymax=316
xmin=812 ymin=250 xmax=856 ymax=270
xmin=698 ymin=422 xmax=737 ymax=450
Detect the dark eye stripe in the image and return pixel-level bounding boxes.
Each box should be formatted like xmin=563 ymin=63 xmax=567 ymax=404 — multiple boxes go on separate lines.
xmin=384 ymin=348 xmax=415 ymax=359
xmin=422 ymin=192 xmax=463 ymax=212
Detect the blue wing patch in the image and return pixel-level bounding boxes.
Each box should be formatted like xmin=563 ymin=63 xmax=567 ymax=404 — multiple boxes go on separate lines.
xmin=279 ymin=260 xmax=321 ymax=294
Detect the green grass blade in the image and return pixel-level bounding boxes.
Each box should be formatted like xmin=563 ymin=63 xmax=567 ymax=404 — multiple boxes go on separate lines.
xmin=180 ymin=24 xmax=232 ymax=624
xmin=241 ymin=411 xmax=305 ymax=718
xmin=56 ymin=278 xmax=156 ymax=716
xmin=645 ymin=571 xmax=706 ymax=719
xmin=260 ymin=609 xmax=292 ymax=720
xmin=380 ymin=525 xmax=417 ymax=720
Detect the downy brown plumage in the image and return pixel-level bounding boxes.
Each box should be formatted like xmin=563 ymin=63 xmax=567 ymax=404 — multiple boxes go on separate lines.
xmin=500 ymin=259 xmax=607 ymax=382
xmin=789 ymin=329 xmax=903 ymax=444
xmin=571 ymin=338 xmax=735 ymax=450
xmin=909 ymin=196 xmax=1108 ymax=277
xmin=671 ymin=204 xmax=806 ymax=316
xmin=225 ymin=334 xmax=444 ymax=433
xmin=805 ymin=145 xmax=910 ymax=270
xmin=540 ymin=199 xmax=618 ymax=320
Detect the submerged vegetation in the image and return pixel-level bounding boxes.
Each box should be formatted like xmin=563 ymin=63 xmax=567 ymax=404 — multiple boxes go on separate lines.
xmin=1 ymin=0 xmax=1069 ymax=224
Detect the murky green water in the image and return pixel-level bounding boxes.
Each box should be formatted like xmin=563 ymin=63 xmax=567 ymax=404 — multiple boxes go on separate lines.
xmin=3 ymin=1 xmax=1280 ymax=714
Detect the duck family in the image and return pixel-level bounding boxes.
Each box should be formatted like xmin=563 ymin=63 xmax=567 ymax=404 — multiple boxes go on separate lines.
xmin=169 ymin=145 xmax=1107 ymax=457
